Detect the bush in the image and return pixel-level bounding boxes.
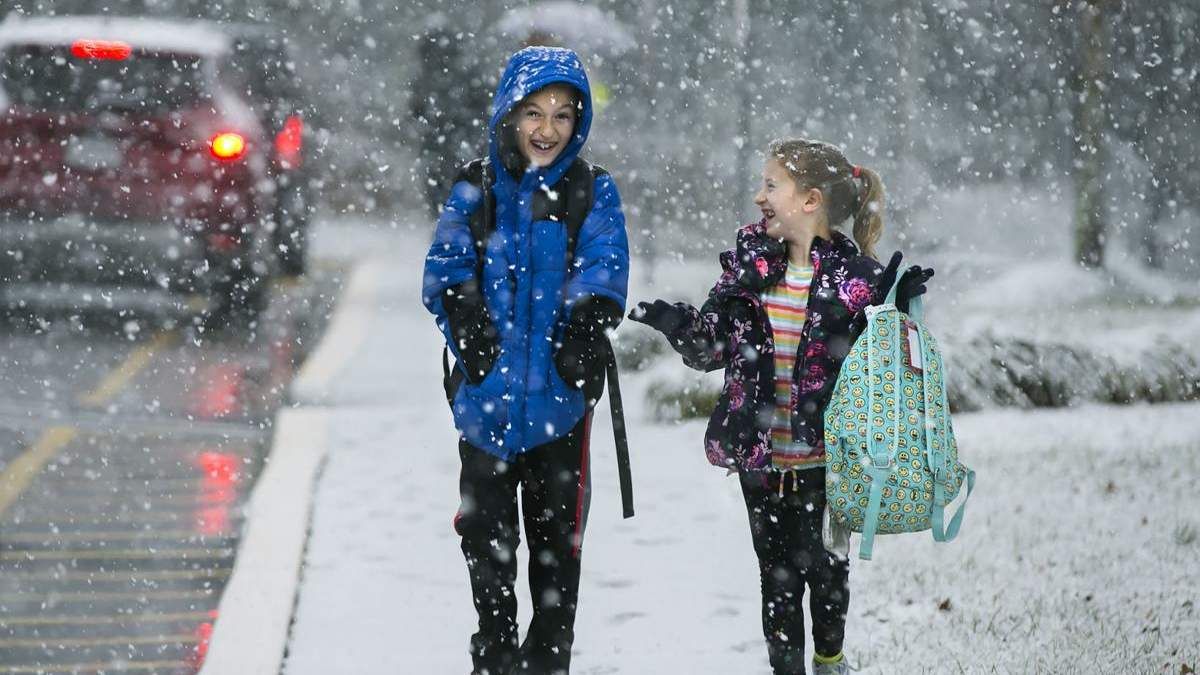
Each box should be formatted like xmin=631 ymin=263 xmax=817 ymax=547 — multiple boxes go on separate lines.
xmin=644 ymin=373 xmax=721 ymax=421
xmin=611 ymin=325 xmax=668 ymax=372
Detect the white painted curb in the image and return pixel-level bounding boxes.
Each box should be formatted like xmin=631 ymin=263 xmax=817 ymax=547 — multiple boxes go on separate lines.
xmin=202 ymin=257 xmax=382 ymax=674
xmin=199 ymin=407 xmax=330 ymax=675
xmin=289 ymin=259 xmax=383 ymax=405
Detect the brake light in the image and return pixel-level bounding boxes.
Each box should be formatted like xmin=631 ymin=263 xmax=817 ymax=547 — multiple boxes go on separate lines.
xmin=71 ymin=39 xmax=132 ymax=61
xmin=209 ymin=133 xmax=246 ymax=161
xmin=274 ymin=115 xmax=303 ymax=169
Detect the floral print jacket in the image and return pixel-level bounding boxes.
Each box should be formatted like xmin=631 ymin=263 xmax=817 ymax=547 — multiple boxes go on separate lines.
xmin=664 ymin=221 xmax=886 ymax=472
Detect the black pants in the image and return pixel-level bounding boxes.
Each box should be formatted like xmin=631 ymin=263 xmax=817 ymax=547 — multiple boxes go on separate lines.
xmin=739 ymin=468 xmax=850 ymax=675
xmin=455 ymin=414 xmax=593 ymax=675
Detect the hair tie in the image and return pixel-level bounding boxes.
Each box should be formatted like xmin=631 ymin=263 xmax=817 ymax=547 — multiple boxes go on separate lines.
xmin=851 ymin=165 xmax=863 ymax=179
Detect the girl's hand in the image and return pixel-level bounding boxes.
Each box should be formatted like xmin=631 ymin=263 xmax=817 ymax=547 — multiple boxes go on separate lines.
xmin=628 ymin=300 xmax=688 ymax=335
xmin=877 ymin=250 xmax=904 ymax=297
xmin=896 ymin=265 xmax=935 ymax=314
xmin=877 ymin=251 xmax=934 ymax=314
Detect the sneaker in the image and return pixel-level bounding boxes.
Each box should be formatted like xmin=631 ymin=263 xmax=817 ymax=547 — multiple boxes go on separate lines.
xmin=812 ymin=652 xmax=851 ymax=675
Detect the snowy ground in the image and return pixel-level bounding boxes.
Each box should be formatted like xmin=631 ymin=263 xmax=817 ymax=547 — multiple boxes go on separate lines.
xmin=281 ymin=210 xmax=1198 ymax=674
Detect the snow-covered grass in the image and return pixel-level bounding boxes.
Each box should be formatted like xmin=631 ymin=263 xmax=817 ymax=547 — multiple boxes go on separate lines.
xmin=846 ymin=403 xmax=1200 ymax=674
xmin=283 ymin=216 xmax=1198 ymax=675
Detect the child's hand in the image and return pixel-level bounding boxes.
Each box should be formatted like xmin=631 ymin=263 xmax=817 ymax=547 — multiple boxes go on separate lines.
xmin=628 ymin=300 xmax=688 ymax=335
xmin=877 ymin=250 xmax=904 ymax=297
xmin=896 ymin=265 xmax=935 ymax=314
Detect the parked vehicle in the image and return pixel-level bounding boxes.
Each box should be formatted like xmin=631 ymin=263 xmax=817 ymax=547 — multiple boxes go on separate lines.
xmin=0 ymin=16 xmax=281 ymax=319
xmin=225 ymin=23 xmax=314 ymax=276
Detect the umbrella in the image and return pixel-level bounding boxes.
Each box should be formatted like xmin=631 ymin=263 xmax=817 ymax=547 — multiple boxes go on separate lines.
xmin=496 ymin=1 xmax=637 ymax=56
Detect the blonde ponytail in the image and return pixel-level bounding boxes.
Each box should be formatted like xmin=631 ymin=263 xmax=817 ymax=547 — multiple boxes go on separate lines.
xmin=851 ymin=166 xmax=885 ymax=260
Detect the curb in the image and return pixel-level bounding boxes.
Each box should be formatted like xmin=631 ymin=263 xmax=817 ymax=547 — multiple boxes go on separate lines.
xmin=199 ymin=408 xmax=330 ymax=675
xmin=201 ymin=258 xmax=381 ymax=674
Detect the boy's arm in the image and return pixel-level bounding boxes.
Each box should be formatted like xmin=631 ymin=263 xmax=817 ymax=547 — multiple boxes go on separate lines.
xmin=557 ymin=173 xmax=629 ymax=397
xmin=421 ymin=175 xmax=497 ymax=382
xmin=563 ymin=172 xmax=630 ymax=313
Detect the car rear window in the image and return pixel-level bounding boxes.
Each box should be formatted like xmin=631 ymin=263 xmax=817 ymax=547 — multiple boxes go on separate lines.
xmin=1 ymin=44 xmax=212 ymax=113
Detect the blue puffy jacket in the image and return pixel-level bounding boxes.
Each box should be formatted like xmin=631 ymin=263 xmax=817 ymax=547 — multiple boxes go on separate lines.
xmin=422 ymin=47 xmax=630 ymax=459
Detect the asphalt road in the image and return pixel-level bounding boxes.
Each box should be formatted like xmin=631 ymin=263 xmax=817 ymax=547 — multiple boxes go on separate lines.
xmin=0 ymin=269 xmax=341 ymax=674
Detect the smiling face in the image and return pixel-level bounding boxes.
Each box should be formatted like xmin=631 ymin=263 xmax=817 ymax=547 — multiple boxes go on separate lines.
xmin=514 ymin=84 xmax=578 ymax=167
xmin=754 ymin=159 xmax=823 ymax=241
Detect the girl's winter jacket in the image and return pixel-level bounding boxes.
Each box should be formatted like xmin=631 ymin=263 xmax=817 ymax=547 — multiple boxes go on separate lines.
xmin=663 ymin=221 xmax=885 ymax=472
xmin=422 ymin=47 xmax=630 ymax=459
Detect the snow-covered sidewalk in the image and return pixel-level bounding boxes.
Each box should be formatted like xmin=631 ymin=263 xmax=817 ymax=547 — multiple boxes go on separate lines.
xmin=274 ymin=221 xmax=1197 ymax=674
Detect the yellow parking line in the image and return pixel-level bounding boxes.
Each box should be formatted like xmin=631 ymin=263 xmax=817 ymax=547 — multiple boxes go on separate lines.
xmin=0 ymin=589 xmax=217 ymax=604
xmin=0 ymin=547 xmax=234 ymax=562
xmin=0 ymin=529 xmax=217 ymax=544
xmin=0 ymin=330 xmax=176 ymax=522
xmin=0 ymin=568 xmax=230 ymax=583
xmin=6 ymin=511 xmax=192 ymax=525
xmin=0 ymin=610 xmax=211 ymax=626
xmin=0 ymin=526 xmax=218 ymax=540
xmin=20 ymin=492 xmax=239 ymax=505
xmin=0 ymin=662 xmax=190 ymax=675
xmin=0 ymin=427 xmax=77 ymax=518
xmin=77 ymin=329 xmax=177 ymax=408
xmin=0 ymin=633 xmax=197 ymax=649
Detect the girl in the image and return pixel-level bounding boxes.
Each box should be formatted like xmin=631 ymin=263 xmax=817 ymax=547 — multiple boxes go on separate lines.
xmin=630 ymin=139 xmax=931 ymax=675
xmin=422 ymin=47 xmax=630 ymax=675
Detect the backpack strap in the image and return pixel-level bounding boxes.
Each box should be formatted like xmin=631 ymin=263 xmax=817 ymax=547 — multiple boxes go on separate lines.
xmin=922 ymin=322 xmax=974 ymax=543
xmin=560 ymin=160 xmax=633 ymax=518
xmin=560 ymin=158 xmax=607 ymax=264
xmin=860 ymin=295 xmax=904 ymax=560
xmin=458 ymin=158 xmax=494 ymax=280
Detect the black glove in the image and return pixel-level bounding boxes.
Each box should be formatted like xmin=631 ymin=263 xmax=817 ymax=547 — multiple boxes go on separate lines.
xmin=627 ymin=299 xmax=688 ymax=335
xmin=443 ymin=280 xmax=499 ymax=384
xmin=895 ymin=265 xmax=935 ymax=315
xmin=877 ymin=251 xmax=904 ymax=301
xmin=877 ymin=251 xmax=934 ymax=314
xmin=556 ymin=297 xmax=621 ymax=402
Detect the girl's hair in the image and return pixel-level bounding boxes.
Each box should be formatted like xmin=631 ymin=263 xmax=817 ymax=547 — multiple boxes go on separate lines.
xmin=767 ymin=138 xmax=884 ymax=260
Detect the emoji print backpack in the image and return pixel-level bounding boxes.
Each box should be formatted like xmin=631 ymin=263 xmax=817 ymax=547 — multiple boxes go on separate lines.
xmin=823 ymin=276 xmax=976 ymax=560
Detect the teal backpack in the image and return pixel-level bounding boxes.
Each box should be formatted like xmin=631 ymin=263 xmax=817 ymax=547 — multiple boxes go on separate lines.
xmin=823 ymin=278 xmax=976 ymax=560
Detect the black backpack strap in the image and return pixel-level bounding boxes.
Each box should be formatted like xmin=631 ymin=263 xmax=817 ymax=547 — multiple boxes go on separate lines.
xmin=560 ymin=159 xmax=633 ymax=518
xmin=442 ymin=345 xmax=464 ymax=407
xmin=561 ymin=158 xmax=607 ymax=263
xmin=604 ymin=339 xmax=634 ymax=518
xmin=457 ymin=158 xmax=494 ymax=279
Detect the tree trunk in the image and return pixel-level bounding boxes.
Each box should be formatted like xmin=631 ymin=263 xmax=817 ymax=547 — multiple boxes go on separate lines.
xmin=733 ymin=0 xmax=756 ymax=224
xmin=888 ymin=0 xmax=923 ymax=233
xmin=1073 ymin=0 xmax=1113 ymax=269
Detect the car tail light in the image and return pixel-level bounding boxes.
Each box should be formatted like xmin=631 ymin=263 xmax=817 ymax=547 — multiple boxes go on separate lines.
xmin=71 ymin=39 xmax=132 ymax=60
xmin=274 ymin=115 xmax=303 ymax=169
xmin=209 ymin=132 xmax=246 ymax=161
xmin=206 ymin=232 xmax=240 ymax=252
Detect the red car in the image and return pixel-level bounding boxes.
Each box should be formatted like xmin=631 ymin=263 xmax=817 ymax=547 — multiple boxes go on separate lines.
xmin=0 ymin=16 xmax=282 ymax=318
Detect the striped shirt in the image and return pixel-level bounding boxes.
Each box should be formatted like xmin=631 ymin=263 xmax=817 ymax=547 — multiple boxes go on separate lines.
xmin=761 ymin=262 xmax=819 ymax=470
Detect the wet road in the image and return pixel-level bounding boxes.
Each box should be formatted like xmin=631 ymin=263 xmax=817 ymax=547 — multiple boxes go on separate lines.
xmin=0 ymin=271 xmax=340 ymax=673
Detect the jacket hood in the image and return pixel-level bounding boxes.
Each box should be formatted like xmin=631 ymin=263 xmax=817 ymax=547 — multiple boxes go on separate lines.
xmin=488 ymin=46 xmax=593 ymax=191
